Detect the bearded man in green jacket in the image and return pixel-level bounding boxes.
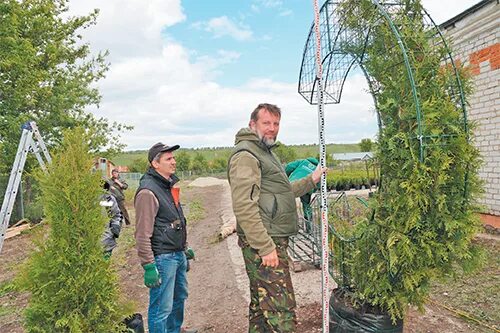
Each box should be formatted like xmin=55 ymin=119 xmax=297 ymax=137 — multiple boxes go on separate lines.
xmin=228 ymin=103 xmax=326 ymax=333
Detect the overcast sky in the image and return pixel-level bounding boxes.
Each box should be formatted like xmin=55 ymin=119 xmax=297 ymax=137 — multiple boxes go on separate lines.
xmin=67 ymin=0 xmax=480 ymax=150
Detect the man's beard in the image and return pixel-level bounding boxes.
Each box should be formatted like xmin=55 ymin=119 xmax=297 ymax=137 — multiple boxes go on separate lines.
xmin=257 ymin=132 xmax=276 ymax=147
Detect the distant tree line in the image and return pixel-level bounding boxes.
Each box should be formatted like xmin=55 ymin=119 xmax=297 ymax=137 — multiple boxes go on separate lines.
xmin=127 ymin=139 xmax=375 ymax=174
xmin=128 ymin=141 xmax=300 ymax=173
xmin=127 ymin=151 xmax=227 ymax=174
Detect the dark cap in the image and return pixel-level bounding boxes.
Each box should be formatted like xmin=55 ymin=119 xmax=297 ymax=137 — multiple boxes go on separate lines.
xmin=148 ymin=142 xmax=180 ymax=162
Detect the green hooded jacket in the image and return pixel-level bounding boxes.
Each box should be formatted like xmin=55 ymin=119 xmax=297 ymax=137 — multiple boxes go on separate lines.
xmin=228 ymin=128 xmax=316 ymax=256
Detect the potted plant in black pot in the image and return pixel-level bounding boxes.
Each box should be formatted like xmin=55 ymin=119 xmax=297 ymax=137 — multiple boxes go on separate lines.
xmin=326 ymin=0 xmax=483 ymax=331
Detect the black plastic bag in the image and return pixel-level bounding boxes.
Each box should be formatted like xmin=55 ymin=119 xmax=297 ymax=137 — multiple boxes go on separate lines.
xmin=124 ymin=313 xmax=145 ymax=333
xmin=329 ymin=288 xmax=403 ymax=333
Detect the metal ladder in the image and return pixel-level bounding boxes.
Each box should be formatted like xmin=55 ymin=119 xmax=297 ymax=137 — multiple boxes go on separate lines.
xmin=0 ymin=121 xmax=51 ymax=253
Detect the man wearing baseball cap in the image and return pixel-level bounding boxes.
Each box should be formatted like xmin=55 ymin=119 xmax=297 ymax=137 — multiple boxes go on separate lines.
xmin=134 ymin=142 xmax=197 ymax=333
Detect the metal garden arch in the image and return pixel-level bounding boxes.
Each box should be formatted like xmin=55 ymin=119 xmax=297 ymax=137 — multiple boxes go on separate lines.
xmin=294 ymin=0 xmax=476 ymax=330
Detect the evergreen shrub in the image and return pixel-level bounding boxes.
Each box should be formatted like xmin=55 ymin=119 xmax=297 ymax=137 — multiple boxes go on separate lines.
xmin=331 ymin=0 xmax=484 ymax=321
xmin=20 ymin=128 xmax=131 ymax=332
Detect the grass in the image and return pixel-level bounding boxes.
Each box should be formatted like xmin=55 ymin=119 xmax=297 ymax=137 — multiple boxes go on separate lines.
xmin=110 ymin=203 xmax=138 ymax=268
xmin=119 ymin=225 xmax=137 ymax=251
xmin=0 ymin=305 xmax=13 ymax=318
xmin=111 ymin=225 xmax=137 ymax=268
xmin=124 ymin=187 xmax=137 ymax=203
xmin=430 ymin=238 xmax=499 ymax=330
xmin=0 ymin=281 xmax=18 ymax=319
xmin=185 ymin=199 xmax=205 ymax=224
xmin=0 ymin=281 xmax=16 ymax=298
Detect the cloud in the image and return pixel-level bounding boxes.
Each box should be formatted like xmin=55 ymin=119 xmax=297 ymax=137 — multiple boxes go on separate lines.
xmin=279 ymin=9 xmax=293 ymax=17
xmin=421 ymin=0 xmax=479 ymax=24
xmin=192 ymin=16 xmax=253 ymax=41
xmin=251 ymin=0 xmax=292 ymax=18
xmin=193 ymin=50 xmax=241 ymax=80
xmin=93 ymin=42 xmax=376 ymax=150
xmin=68 ymin=0 xmax=377 ymax=150
xmin=255 ymin=0 xmax=283 ymax=8
xmin=65 ymin=0 xmax=185 ymax=61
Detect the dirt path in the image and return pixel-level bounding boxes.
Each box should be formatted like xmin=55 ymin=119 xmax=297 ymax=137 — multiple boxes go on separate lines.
xmin=182 ymin=184 xmax=248 ymax=332
xmin=1 ymin=179 xmax=497 ymax=333
xmin=116 ymin=182 xmax=251 ymax=332
xmin=181 ymin=183 xmax=323 ymax=332
xmin=0 ymin=182 xmax=322 ymax=333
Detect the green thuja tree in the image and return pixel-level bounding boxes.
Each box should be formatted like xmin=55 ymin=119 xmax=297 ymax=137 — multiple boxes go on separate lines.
xmin=335 ymin=0 xmax=484 ymax=321
xmin=20 ymin=128 xmax=130 ymax=332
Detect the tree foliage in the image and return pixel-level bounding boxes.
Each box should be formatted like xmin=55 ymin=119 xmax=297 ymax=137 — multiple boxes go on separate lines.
xmin=128 ymin=157 xmax=149 ymax=173
xmin=335 ymin=0 xmax=483 ymax=321
xmin=0 ymin=0 xmax=130 ymax=173
xmin=175 ymin=151 xmax=191 ymax=171
xmin=191 ymin=153 xmax=208 ymax=173
xmin=274 ymin=141 xmax=297 ymax=164
xmin=19 ymin=128 xmax=131 ymax=332
xmin=359 ymin=138 xmax=373 ymax=152
xmin=210 ymin=157 xmax=227 ymax=172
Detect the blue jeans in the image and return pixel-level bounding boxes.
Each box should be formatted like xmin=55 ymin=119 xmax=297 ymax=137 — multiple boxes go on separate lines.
xmin=148 ymin=251 xmax=188 ymax=333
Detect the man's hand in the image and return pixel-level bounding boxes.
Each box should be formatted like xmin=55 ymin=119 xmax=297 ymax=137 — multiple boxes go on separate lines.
xmin=143 ymin=263 xmax=161 ymax=288
xmin=311 ymin=164 xmax=328 ymax=184
xmin=261 ymin=249 xmax=279 ymax=268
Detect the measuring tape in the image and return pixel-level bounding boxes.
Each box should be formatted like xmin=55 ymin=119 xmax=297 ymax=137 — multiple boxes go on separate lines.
xmin=312 ymin=1 xmax=330 ymax=332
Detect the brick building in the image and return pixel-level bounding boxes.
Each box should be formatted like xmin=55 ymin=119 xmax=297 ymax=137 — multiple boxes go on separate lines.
xmin=92 ymin=157 xmax=116 ymax=179
xmin=441 ymin=0 xmax=499 ymax=217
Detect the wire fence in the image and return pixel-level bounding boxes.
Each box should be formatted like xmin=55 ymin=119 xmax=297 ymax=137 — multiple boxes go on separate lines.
xmin=120 ymin=170 xmax=227 ymax=189
xmin=0 ymin=174 xmax=43 ymax=226
xmin=289 ymin=190 xmax=373 ymax=288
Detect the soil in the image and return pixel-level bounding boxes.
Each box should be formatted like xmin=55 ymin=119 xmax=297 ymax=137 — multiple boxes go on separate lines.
xmin=0 ymin=180 xmax=497 ymax=332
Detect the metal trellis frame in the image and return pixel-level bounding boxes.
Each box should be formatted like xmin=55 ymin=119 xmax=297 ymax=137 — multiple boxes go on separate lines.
xmin=294 ymin=0 xmax=469 ymax=328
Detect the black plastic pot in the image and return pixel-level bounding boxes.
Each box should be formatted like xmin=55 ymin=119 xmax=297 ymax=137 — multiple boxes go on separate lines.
xmin=329 ymin=288 xmax=403 ymax=333
xmin=123 ymin=313 xmax=145 ymax=333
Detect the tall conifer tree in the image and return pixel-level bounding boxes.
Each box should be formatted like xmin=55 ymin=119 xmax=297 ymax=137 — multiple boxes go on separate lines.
xmin=21 ymin=128 xmax=129 ymax=332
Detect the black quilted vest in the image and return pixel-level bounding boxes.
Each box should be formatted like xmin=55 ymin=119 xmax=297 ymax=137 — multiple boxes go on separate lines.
xmin=136 ymin=168 xmax=186 ymax=255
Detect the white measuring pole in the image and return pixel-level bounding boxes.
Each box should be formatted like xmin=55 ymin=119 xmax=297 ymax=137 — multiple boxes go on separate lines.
xmin=312 ymin=0 xmax=329 ymax=332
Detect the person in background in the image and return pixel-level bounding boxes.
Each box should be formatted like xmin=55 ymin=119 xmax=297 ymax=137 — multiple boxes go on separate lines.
xmin=109 ymin=169 xmax=130 ymax=225
xmin=285 ymin=157 xmax=319 ymax=233
xmin=228 ymin=103 xmax=327 ymax=332
xmin=100 ymin=180 xmax=123 ymax=259
xmin=134 ymin=142 xmax=197 ymax=333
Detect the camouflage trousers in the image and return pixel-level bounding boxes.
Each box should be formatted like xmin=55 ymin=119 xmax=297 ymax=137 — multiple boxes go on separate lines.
xmin=239 ymin=236 xmax=297 ymax=333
